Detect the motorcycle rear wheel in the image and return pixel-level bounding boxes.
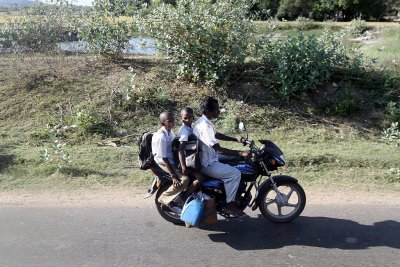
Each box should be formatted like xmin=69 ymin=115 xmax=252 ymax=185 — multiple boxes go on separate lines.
xmin=258 ymin=180 xmax=306 ymax=223
xmin=155 ymin=182 xmax=184 ymax=225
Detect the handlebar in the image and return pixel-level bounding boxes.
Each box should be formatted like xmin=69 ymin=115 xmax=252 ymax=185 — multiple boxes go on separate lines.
xmin=240 ymin=137 xmax=253 ymax=146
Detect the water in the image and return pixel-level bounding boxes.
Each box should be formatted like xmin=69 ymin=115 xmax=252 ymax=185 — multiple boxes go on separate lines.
xmin=1 ymin=37 xmax=158 ymax=55
xmin=57 ymin=37 xmax=158 ymax=55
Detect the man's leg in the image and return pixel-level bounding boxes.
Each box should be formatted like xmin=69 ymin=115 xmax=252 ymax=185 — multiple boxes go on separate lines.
xmin=201 ymin=161 xmax=241 ymax=203
xmin=183 ymin=170 xmax=204 ymax=198
xmin=158 ymin=165 xmax=189 ymax=205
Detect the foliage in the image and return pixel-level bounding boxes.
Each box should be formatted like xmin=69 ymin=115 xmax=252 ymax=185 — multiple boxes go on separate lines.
xmin=73 ymin=107 xmax=102 ymax=137
xmin=251 ymin=0 xmax=400 ymax=21
xmin=251 ymin=0 xmax=280 ymax=18
xmin=385 ymin=101 xmax=400 ymax=124
xmin=322 ymin=90 xmax=360 ymax=116
xmin=40 ymin=128 xmax=70 ymax=171
xmin=120 ymin=67 xmax=170 ymax=109
xmin=143 ymin=0 xmax=255 ymax=85
xmin=294 ymin=16 xmax=318 ymax=30
xmin=347 ymin=18 xmax=368 ymax=36
xmin=216 ymin=100 xmax=241 ymax=133
xmin=258 ymin=30 xmax=362 ymax=99
xmin=0 ymin=0 xmax=73 ymax=52
xmin=73 ymin=0 xmax=136 ymax=58
xmin=382 ymin=122 xmax=400 ymax=146
xmin=277 ymin=0 xmax=314 ymax=20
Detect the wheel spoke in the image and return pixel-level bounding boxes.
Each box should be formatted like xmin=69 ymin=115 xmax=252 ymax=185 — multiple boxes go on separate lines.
xmin=265 ymin=199 xmax=276 ymax=206
xmin=286 ymin=203 xmax=298 ymax=208
xmin=286 ymin=188 xmax=294 ymax=200
xmin=277 ymin=205 xmax=282 ymax=216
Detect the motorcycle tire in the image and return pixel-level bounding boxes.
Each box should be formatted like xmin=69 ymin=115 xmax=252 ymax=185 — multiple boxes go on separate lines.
xmin=258 ymin=180 xmax=306 ymax=223
xmin=155 ymin=182 xmax=184 ymax=225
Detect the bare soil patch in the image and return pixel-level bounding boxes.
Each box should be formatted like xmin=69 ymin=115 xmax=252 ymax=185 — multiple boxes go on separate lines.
xmin=1 ymin=187 xmax=399 ymax=207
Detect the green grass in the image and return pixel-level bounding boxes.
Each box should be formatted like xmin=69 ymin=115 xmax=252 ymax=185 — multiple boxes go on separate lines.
xmin=221 ymin=126 xmax=400 ymax=192
xmin=1 ymin=121 xmax=399 ymax=192
xmin=359 ymin=27 xmax=400 ymax=70
xmin=0 ymin=135 xmax=153 ymax=190
xmin=1 ymin=22 xmax=399 ymax=193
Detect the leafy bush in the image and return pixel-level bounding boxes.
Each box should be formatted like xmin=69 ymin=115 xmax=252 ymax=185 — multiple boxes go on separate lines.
xmin=347 ymin=18 xmax=368 ymax=37
xmin=258 ymin=30 xmax=363 ymax=99
xmin=217 ymin=100 xmax=241 ymax=134
xmin=386 ymin=101 xmax=400 ymax=123
xmin=143 ymin=0 xmax=254 ymax=85
xmin=382 ymin=122 xmax=400 ymax=147
xmin=0 ymin=0 xmax=73 ymax=52
xmin=40 ymin=130 xmax=70 ymax=171
xmin=119 ymin=67 xmax=171 ymax=110
xmin=294 ymin=16 xmax=318 ymax=30
xmin=322 ymin=92 xmax=360 ymax=117
xmin=74 ymin=0 xmax=136 ymax=58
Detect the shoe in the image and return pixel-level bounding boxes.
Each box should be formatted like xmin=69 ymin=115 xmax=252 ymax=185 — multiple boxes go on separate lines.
xmin=160 ymin=202 xmax=182 ymax=213
xmin=168 ymin=202 xmax=183 ymax=213
xmin=173 ymin=194 xmax=186 ymax=207
xmin=222 ymin=202 xmax=248 ymax=218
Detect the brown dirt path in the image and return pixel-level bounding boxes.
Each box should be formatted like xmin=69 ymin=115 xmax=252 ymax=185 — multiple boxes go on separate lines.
xmin=1 ymin=186 xmax=399 ymax=207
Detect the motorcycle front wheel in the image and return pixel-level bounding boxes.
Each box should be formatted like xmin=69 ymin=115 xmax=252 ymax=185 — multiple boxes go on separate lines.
xmin=155 ymin=182 xmax=184 ymax=225
xmin=258 ymin=180 xmax=306 ymax=223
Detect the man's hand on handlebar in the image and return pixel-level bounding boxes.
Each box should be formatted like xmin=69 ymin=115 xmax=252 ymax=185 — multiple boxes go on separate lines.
xmin=235 ymin=136 xmax=246 ymax=144
xmin=239 ymin=151 xmax=250 ymax=159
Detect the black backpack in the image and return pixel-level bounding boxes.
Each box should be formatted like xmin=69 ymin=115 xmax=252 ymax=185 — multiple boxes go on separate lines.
xmin=137 ymin=132 xmax=155 ymax=170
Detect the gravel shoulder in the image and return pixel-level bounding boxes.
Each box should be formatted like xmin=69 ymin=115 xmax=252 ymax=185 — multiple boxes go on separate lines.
xmin=1 ymin=186 xmax=400 ymax=207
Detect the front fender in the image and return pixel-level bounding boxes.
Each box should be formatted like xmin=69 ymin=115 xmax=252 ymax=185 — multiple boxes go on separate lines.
xmin=259 ymin=175 xmax=298 ymax=192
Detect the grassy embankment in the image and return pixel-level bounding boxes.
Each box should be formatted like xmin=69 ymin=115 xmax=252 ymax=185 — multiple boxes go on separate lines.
xmin=0 ymin=22 xmax=399 ymax=192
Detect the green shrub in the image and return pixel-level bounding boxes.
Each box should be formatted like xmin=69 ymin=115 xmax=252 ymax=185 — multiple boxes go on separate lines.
xmin=120 ymin=67 xmax=171 ymax=110
xmin=294 ymin=16 xmax=318 ymax=30
xmin=258 ymin=30 xmax=363 ymax=99
xmin=0 ymin=0 xmax=73 ymax=52
xmin=40 ymin=130 xmax=70 ymax=171
xmin=216 ymin=100 xmax=241 ymax=134
xmin=74 ymin=0 xmax=136 ymax=59
xmin=143 ymin=0 xmax=254 ymax=85
xmin=385 ymin=101 xmax=400 ymax=124
xmin=347 ymin=18 xmax=368 ymax=37
xmin=382 ymin=122 xmax=400 ymax=147
xmin=322 ymin=92 xmax=360 ymax=117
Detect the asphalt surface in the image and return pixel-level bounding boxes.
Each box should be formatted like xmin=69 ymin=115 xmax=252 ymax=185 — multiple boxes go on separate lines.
xmin=0 ymin=200 xmax=399 ymax=267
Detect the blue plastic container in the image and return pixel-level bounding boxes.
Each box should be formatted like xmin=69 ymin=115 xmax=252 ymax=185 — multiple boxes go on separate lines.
xmin=180 ymin=195 xmax=204 ymax=227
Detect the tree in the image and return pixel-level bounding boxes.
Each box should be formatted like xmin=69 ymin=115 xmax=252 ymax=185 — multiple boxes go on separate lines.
xmin=311 ymin=0 xmax=340 ymax=20
xmin=359 ymin=0 xmax=400 ymax=20
xmin=251 ymin=0 xmax=280 ymax=17
xmin=277 ymin=0 xmax=315 ymax=19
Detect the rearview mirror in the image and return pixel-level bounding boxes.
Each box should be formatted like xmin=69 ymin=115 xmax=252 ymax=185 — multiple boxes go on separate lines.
xmin=238 ymin=122 xmax=246 ymax=132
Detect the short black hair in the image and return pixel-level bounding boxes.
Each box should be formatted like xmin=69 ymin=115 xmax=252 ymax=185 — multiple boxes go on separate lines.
xmin=200 ymin=96 xmax=218 ymax=115
xmin=181 ymin=107 xmax=193 ymax=115
xmin=159 ymin=111 xmax=174 ymax=125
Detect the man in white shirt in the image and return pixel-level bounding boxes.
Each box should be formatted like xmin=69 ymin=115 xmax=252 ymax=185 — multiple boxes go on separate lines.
xmin=152 ymin=111 xmax=189 ymax=206
xmin=193 ymin=96 xmax=249 ymax=218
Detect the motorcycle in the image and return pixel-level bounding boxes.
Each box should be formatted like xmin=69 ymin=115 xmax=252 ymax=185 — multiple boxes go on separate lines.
xmin=144 ymin=123 xmax=306 ymax=224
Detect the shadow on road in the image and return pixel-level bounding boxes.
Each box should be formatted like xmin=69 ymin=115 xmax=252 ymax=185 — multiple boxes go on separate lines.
xmin=204 ymin=215 xmax=400 ymax=250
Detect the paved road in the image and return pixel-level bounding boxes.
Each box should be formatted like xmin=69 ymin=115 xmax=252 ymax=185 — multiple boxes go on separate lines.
xmin=0 ymin=200 xmax=399 ymax=267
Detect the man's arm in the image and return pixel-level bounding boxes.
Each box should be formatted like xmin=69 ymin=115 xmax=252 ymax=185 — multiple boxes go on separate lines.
xmin=215 ymin=132 xmax=243 ymax=143
xmin=178 ymin=142 xmax=189 ymax=175
xmin=162 ymin=157 xmax=182 ymax=187
xmin=212 ymin=143 xmax=248 ymax=157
